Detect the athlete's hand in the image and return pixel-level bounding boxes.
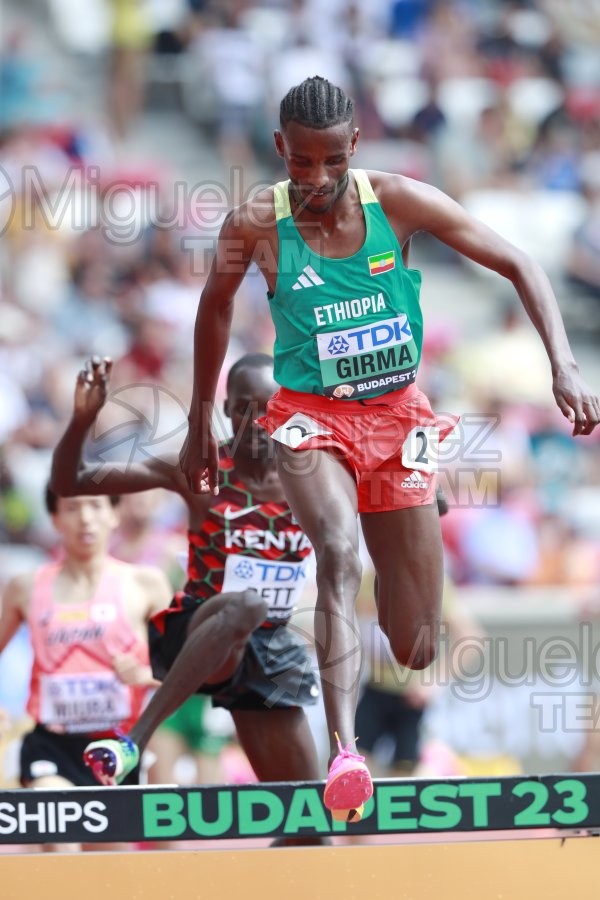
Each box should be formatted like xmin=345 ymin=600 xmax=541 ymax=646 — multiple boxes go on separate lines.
xmin=552 ymin=366 xmax=600 ymax=436
xmin=74 ymin=356 xmax=112 ymax=425
xmin=179 ymin=424 xmax=219 ymax=495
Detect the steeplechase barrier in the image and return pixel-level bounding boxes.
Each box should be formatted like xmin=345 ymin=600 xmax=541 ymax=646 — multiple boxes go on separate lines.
xmin=2 ymin=773 xmax=600 ymax=899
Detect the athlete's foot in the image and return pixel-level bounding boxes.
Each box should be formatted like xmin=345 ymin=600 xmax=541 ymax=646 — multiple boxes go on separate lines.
xmin=323 ymin=732 xmax=373 ymax=823
xmin=83 ymin=734 xmax=140 ymax=786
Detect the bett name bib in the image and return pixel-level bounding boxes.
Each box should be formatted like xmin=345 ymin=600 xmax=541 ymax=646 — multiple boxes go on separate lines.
xmin=221 ymin=554 xmax=309 ymax=621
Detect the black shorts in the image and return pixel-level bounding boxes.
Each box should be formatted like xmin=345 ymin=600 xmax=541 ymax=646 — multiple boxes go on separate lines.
xmin=355 ymin=684 xmax=424 ymax=766
xmin=20 ymin=725 xmax=141 ymax=787
xmin=150 ymin=609 xmax=320 ymax=712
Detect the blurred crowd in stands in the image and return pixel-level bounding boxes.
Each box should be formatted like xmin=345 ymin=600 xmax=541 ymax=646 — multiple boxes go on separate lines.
xmin=1 ymin=0 xmax=600 ymax=789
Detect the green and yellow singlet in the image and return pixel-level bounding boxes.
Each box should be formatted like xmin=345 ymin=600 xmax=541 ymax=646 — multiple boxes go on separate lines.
xmin=268 ymin=169 xmax=424 ymax=400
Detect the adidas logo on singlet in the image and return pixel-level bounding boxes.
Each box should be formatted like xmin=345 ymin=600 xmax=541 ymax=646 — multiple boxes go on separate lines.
xmin=291 ymin=265 xmax=325 ymax=291
xmin=401 ymin=470 xmax=429 ymax=489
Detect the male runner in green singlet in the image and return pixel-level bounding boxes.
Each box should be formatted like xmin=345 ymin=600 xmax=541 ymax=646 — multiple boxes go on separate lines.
xmin=179 ymin=76 xmax=600 ymax=822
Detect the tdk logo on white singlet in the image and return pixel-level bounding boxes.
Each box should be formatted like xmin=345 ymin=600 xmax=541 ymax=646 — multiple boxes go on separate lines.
xmin=291 ymin=265 xmax=325 ymax=290
xmin=401 ymin=470 xmax=428 ymax=489
xmin=317 ymin=315 xmax=412 ymax=360
xmin=222 ymin=553 xmax=311 ymax=619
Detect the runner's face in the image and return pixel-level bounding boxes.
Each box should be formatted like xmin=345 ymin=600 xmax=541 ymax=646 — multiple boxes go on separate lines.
xmin=52 ymin=496 xmax=119 ymax=558
xmin=275 ymin=121 xmax=358 ymax=213
xmin=225 ymin=366 xmax=277 ymax=459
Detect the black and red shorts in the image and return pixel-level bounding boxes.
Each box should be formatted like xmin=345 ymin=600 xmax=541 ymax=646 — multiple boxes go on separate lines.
xmin=149 ymin=598 xmax=319 ymax=713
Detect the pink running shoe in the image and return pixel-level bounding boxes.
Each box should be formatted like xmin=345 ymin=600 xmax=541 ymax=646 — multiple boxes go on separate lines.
xmin=323 ymin=733 xmax=373 ymax=823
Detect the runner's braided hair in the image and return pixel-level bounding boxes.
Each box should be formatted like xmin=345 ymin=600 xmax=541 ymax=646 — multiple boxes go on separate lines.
xmin=280 ymin=76 xmax=354 ymax=130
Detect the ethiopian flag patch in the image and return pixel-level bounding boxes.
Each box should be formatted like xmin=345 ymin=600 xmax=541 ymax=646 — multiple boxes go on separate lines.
xmin=368 ymin=250 xmax=395 ymax=275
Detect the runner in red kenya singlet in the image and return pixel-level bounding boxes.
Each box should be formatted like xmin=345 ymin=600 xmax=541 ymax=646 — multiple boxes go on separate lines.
xmin=50 ymin=354 xmax=326 ymax=845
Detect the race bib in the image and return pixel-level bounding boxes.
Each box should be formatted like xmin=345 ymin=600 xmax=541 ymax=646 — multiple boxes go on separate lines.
xmin=221 ymin=553 xmax=310 ymax=621
xmin=270 ymin=412 xmax=333 ymax=448
xmin=316 ymin=314 xmax=418 ymax=398
xmin=401 ymin=425 xmax=440 ymax=473
xmin=40 ymin=672 xmax=132 ymax=733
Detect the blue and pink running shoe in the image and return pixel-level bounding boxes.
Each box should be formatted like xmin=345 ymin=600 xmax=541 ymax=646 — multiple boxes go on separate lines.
xmin=83 ymin=734 xmax=140 ymax=786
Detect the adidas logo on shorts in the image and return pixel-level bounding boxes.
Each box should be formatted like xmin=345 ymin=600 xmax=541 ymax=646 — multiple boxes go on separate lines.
xmin=291 ymin=265 xmax=325 ymax=290
xmin=401 ymin=470 xmax=428 ymax=489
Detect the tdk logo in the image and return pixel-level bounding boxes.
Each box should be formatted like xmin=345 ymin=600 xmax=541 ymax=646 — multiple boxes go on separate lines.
xmin=318 ymin=315 xmax=412 ymax=360
xmin=234 ymin=560 xmax=254 ymax=579
xmin=327 ymin=336 xmax=350 ymax=355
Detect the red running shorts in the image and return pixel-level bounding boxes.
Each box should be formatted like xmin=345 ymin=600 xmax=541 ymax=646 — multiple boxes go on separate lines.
xmin=257 ymin=384 xmax=458 ymax=514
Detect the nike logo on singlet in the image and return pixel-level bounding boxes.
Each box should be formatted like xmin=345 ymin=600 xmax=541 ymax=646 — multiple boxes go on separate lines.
xmin=223 ymin=505 xmax=261 ymax=521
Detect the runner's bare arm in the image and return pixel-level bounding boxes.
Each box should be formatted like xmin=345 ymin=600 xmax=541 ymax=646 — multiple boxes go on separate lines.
xmin=50 ymin=357 xmax=185 ymax=497
xmin=180 ymin=205 xmax=262 ymax=494
xmin=113 ymin=566 xmax=172 ymax=688
xmin=0 ymin=574 xmax=29 ymax=653
xmin=134 ymin=565 xmax=173 ymax=621
xmin=376 ymin=173 xmax=600 ymax=436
